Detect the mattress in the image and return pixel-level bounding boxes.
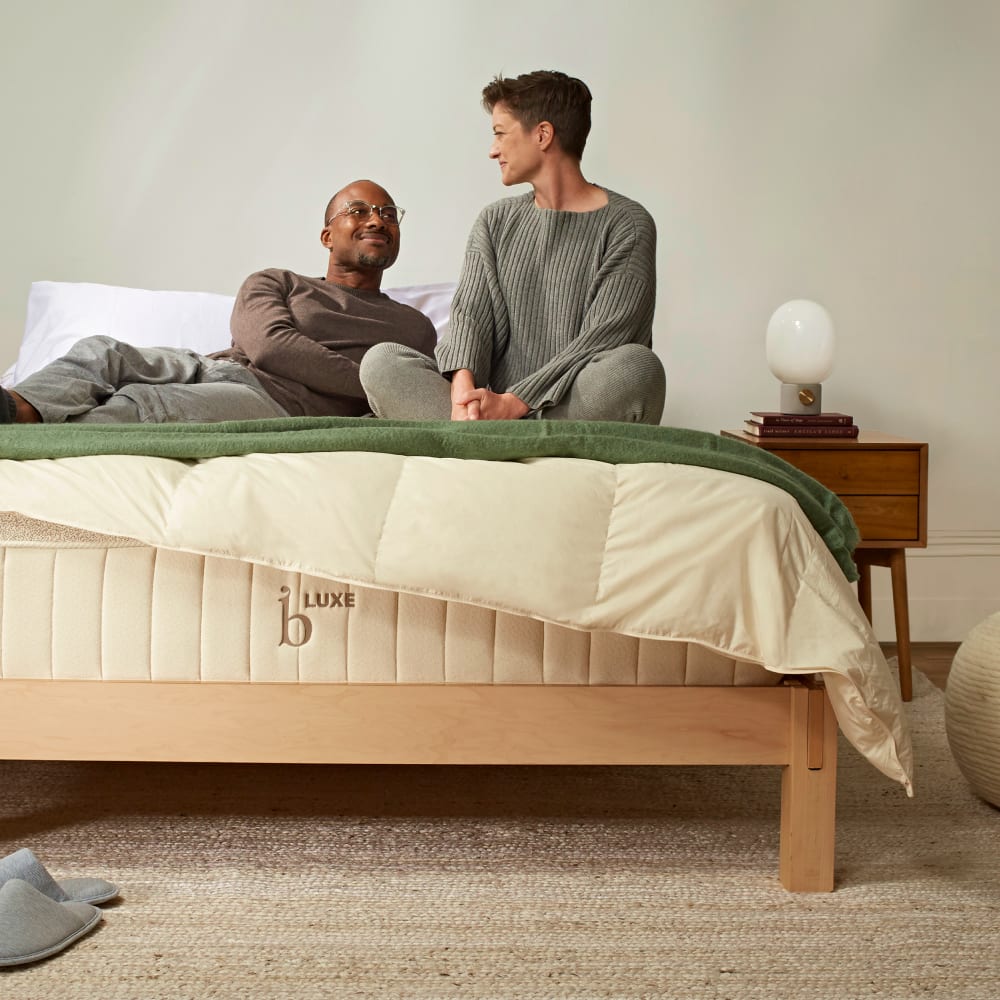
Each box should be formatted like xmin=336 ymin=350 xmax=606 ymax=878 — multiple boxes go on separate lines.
xmin=0 ymin=440 xmax=913 ymax=792
xmin=0 ymin=513 xmax=778 ymax=686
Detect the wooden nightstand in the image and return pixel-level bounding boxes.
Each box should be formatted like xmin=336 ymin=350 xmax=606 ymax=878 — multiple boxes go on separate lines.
xmin=721 ymin=430 xmax=928 ymax=701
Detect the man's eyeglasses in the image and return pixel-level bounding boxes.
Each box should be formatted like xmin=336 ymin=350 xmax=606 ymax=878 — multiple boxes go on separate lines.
xmin=326 ymin=201 xmax=405 ymax=226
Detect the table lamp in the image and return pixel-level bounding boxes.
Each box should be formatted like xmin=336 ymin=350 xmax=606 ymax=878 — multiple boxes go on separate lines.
xmin=765 ymin=299 xmax=835 ymax=415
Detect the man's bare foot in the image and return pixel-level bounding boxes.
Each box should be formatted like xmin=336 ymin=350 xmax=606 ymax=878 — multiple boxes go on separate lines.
xmin=0 ymin=388 xmax=41 ymax=423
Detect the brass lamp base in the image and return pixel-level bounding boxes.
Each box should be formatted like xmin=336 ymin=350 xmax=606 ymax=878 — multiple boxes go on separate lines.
xmin=780 ymin=382 xmax=822 ymax=415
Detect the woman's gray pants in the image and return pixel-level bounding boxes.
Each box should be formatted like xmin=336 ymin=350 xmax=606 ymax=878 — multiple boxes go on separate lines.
xmin=360 ymin=342 xmax=666 ymax=424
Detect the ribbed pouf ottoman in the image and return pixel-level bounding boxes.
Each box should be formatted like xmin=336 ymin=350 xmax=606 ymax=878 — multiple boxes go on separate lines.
xmin=945 ymin=612 xmax=1000 ymax=807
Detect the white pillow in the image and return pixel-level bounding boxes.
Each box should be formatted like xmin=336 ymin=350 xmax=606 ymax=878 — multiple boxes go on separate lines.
xmin=13 ymin=282 xmax=236 ymax=385
xmin=10 ymin=278 xmax=456 ymax=385
xmin=384 ymin=281 xmax=455 ymax=341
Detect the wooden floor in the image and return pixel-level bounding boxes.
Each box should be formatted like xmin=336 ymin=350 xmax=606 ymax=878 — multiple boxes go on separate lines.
xmin=881 ymin=642 xmax=959 ymax=692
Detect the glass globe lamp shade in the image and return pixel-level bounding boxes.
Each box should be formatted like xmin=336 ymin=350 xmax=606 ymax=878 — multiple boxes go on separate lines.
xmin=765 ymin=300 xmax=835 ymax=413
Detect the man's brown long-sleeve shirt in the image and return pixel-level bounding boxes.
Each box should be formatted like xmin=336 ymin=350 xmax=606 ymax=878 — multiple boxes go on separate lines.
xmin=212 ymin=269 xmax=436 ymax=417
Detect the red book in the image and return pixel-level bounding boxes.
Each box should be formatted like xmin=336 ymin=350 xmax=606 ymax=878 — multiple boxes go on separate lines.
xmin=744 ymin=421 xmax=860 ymax=438
xmin=750 ymin=411 xmax=854 ymax=426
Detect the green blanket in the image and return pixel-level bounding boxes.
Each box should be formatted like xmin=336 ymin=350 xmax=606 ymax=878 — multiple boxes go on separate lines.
xmin=0 ymin=418 xmax=860 ymax=580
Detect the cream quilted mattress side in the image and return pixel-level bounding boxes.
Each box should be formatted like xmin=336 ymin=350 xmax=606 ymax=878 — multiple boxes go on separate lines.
xmin=0 ymin=514 xmax=778 ymax=686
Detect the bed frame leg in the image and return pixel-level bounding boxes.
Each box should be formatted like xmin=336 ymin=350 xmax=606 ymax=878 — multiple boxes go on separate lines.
xmin=779 ymin=684 xmax=837 ymax=892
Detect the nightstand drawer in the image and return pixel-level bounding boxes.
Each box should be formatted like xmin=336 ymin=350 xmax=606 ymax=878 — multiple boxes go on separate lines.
xmin=841 ymin=495 xmax=920 ymax=541
xmin=720 ymin=427 xmax=927 ymax=701
xmin=769 ymin=449 xmax=920 ymax=495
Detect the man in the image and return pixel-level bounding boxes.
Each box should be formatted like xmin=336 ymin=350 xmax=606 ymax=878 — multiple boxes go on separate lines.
xmin=0 ymin=179 xmax=435 ymax=424
xmin=360 ymin=70 xmax=665 ymax=424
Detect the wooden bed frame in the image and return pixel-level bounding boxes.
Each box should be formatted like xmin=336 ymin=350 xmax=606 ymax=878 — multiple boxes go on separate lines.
xmin=0 ymin=676 xmax=838 ymax=892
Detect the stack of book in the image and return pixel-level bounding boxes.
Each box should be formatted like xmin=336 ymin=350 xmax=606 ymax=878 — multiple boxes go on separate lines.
xmin=744 ymin=411 xmax=859 ymax=438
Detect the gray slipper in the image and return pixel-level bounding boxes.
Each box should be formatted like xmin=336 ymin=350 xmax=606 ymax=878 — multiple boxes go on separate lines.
xmin=0 ymin=879 xmax=101 ymax=967
xmin=0 ymin=848 xmax=119 ymax=906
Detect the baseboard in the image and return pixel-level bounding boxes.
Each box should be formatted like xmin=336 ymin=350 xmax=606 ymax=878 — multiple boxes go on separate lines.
xmin=865 ymin=531 xmax=999 ymax=641
xmin=911 ymin=530 xmax=1000 ymax=559
xmin=870 ymin=597 xmax=999 ymax=642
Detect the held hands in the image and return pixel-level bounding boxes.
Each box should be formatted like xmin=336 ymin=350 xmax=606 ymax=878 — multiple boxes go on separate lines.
xmin=451 ymin=386 xmax=530 ymax=421
xmin=449 ymin=369 xmax=529 ymax=421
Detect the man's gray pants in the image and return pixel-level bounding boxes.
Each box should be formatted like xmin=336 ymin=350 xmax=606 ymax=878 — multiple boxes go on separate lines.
xmin=360 ymin=343 xmax=666 ymax=424
xmin=15 ymin=336 xmax=287 ymax=423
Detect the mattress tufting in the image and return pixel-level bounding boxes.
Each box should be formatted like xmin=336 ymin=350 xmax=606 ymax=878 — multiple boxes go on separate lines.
xmin=0 ymin=515 xmax=778 ymax=686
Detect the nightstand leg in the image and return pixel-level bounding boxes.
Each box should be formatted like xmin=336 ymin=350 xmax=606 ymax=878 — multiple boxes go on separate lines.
xmin=855 ymin=556 xmax=873 ymax=623
xmin=855 ymin=549 xmax=913 ymax=702
xmin=889 ymin=550 xmax=913 ymax=702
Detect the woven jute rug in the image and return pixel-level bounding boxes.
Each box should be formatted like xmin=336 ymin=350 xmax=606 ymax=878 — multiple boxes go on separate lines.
xmin=1 ymin=669 xmax=997 ymax=999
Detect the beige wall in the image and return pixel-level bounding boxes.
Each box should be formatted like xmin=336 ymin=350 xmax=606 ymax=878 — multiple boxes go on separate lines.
xmin=1 ymin=0 xmax=997 ymax=638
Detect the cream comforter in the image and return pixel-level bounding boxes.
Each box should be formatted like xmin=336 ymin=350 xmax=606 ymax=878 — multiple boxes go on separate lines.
xmin=0 ymin=450 xmax=912 ymax=792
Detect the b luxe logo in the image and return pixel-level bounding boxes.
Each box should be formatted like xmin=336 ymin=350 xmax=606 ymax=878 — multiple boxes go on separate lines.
xmin=278 ymin=585 xmax=356 ymax=647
